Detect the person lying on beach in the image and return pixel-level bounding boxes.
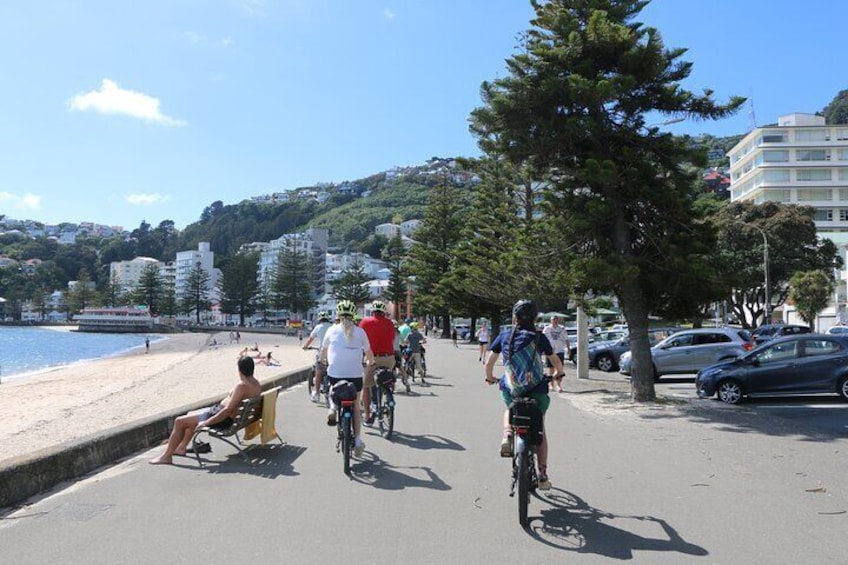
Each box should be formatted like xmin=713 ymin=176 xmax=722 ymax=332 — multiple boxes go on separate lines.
xmin=256 ymin=351 xmax=279 ymax=366
xmin=149 ymin=356 xmax=261 ymax=465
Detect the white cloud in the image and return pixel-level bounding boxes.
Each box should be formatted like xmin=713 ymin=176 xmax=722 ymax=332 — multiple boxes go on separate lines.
xmin=383 ymin=7 xmax=396 ymax=20
xmin=68 ymin=79 xmax=186 ymax=127
xmin=185 ymin=31 xmax=205 ymax=44
xmin=221 ymin=36 xmax=234 ymax=48
xmin=0 ymin=191 xmax=42 ymax=211
xmin=125 ymin=193 xmax=171 ymax=206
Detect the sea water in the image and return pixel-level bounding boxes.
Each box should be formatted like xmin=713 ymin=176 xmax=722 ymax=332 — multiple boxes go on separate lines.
xmin=0 ymin=327 xmax=165 ymax=381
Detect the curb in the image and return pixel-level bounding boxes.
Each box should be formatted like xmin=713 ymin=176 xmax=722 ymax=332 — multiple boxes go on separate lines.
xmin=0 ymin=366 xmax=311 ymax=511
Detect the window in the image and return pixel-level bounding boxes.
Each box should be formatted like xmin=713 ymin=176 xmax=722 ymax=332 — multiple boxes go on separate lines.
xmin=763 ymin=150 xmax=789 ymax=162
xmin=837 ymin=129 xmax=848 ymax=141
xmin=693 ymin=333 xmax=731 ymax=345
xmin=757 ymin=341 xmax=798 ymax=363
xmin=764 ymin=170 xmax=790 ymax=182
xmin=814 ymin=209 xmax=834 ymax=222
xmin=795 ymin=130 xmax=828 ymax=142
xmin=664 ymin=334 xmax=693 ymax=348
xmin=839 ymin=149 xmax=848 ymax=161
xmin=763 ymin=190 xmax=791 ymax=202
xmin=804 ymin=339 xmax=841 ymax=357
xmin=840 ymin=208 xmax=848 ymax=222
xmin=796 ymin=169 xmax=832 ymax=181
xmin=796 ymin=149 xmax=828 ymax=161
xmin=762 ymin=133 xmax=787 ymax=143
xmin=796 ymin=188 xmax=832 ymax=201
xmin=839 ymin=169 xmax=848 ymax=181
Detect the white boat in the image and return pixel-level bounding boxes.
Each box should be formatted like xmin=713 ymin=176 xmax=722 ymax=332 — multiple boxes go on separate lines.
xmin=74 ymin=307 xmax=156 ymax=333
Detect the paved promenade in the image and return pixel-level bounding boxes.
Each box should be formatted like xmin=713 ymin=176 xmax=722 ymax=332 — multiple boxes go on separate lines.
xmin=2 ymin=336 xmax=847 ymax=564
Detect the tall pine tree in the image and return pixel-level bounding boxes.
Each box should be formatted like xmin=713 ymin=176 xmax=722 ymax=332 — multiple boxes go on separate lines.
xmin=468 ymin=0 xmax=744 ymax=401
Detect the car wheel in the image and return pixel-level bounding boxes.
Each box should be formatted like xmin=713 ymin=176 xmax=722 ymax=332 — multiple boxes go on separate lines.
xmin=596 ymin=353 xmax=615 ymax=372
xmin=839 ymin=376 xmax=848 ymax=401
xmin=717 ymin=379 xmax=743 ymax=404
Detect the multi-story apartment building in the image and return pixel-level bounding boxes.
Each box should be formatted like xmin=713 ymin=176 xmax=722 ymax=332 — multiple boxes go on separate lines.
xmin=728 ymin=113 xmax=848 ymax=232
xmin=728 ymin=113 xmax=848 ymax=326
xmin=175 ymin=242 xmax=219 ymax=301
xmin=258 ymin=228 xmax=328 ymax=298
xmin=110 ymin=257 xmax=162 ymax=294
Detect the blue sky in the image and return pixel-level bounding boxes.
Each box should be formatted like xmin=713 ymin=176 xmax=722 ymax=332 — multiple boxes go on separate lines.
xmin=1 ymin=0 xmax=846 ymax=231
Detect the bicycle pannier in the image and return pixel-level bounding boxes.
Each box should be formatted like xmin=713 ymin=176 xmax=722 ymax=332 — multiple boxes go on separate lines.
xmin=376 ymin=367 xmax=396 ymax=387
xmin=330 ymin=380 xmax=357 ymax=404
xmin=509 ymin=397 xmax=544 ymax=446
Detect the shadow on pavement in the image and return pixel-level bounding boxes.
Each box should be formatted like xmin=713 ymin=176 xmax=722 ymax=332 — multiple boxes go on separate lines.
xmin=197 ymin=444 xmax=307 ymax=478
xmin=525 ymin=488 xmax=708 ymax=559
xmin=383 ymin=431 xmax=465 ymax=451
xmin=349 ymin=453 xmax=451 ymax=491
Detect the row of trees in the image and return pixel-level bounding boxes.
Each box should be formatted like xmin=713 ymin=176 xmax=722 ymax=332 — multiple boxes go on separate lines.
xmin=398 ymin=0 xmax=843 ymax=403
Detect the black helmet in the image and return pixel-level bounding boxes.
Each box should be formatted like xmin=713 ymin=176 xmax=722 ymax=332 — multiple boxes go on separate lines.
xmin=512 ymin=299 xmax=537 ymax=328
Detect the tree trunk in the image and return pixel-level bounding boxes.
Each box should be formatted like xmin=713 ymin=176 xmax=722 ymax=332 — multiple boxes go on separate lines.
xmin=618 ymin=277 xmax=656 ymax=402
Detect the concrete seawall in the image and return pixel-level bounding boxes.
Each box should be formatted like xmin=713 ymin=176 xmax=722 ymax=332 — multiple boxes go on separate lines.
xmin=0 ymin=367 xmax=311 ymax=510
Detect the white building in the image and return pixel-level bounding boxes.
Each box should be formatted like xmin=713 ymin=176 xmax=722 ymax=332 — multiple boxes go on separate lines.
xmin=728 ymin=113 xmax=848 ymax=329
xmin=110 ymin=257 xmax=162 ymax=293
xmin=727 ymin=113 xmax=848 ymax=232
xmin=258 ymin=228 xmax=328 ymax=298
xmin=175 ymin=242 xmax=219 ymax=301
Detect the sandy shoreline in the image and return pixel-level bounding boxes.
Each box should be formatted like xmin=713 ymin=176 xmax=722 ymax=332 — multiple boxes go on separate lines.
xmin=0 ymin=331 xmax=314 ymax=464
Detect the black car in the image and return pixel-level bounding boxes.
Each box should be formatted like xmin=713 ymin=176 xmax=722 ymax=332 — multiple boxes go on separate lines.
xmin=751 ymin=323 xmax=811 ymax=345
xmin=695 ymin=334 xmax=848 ymax=404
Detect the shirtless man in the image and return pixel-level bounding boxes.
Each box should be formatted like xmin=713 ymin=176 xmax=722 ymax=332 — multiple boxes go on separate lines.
xmin=150 ymin=356 xmax=261 ymax=464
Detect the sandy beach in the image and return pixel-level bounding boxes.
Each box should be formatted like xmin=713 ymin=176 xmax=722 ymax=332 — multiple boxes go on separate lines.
xmin=0 ymin=331 xmax=313 ymax=464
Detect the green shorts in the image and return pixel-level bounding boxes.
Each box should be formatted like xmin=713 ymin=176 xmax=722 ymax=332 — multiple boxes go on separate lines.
xmin=500 ymin=389 xmax=550 ymax=414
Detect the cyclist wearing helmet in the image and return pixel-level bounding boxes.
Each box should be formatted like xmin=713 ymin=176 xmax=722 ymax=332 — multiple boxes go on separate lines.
xmin=321 ymin=300 xmax=374 ymax=457
xmin=359 ymin=300 xmax=397 ymax=424
xmin=302 ymin=310 xmax=333 ymax=402
xmin=404 ymin=321 xmax=427 ymax=385
xmin=485 ymin=299 xmax=564 ymax=490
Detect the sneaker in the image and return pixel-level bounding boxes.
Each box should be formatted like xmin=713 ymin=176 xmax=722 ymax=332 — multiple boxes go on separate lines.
xmin=326 ymin=410 xmax=337 ymax=427
xmin=364 ymin=413 xmax=375 ymax=427
xmin=354 ymin=438 xmax=365 ymax=456
xmin=500 ymin=435 xmax=513 ymax=458
xmin=310 ymin=391 xmax=320 ymax=403
xmin=537 ymin=473 xmax=552 ymax=491
xmin=405 ymin=382 xmax=411 ymax=394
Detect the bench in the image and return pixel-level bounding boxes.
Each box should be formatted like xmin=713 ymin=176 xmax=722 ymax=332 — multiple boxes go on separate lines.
xmin=190 ymin=386 xmax=283 ymax=467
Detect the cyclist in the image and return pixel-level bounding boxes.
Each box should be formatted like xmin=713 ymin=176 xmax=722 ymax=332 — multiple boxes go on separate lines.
xmin=302 ymin=310 xmax=333 ymax=402
xmin=542 ymin=315 xmax=569 ymax=393
xmin=393 ymin=321 xmax=411 ymax=392
xmin=485 ymin=299 xmax=564 ymax=491
xmin=359 ymin=300 xmax=397 ymax=424
xmin=404 ymin=321 xmax=427 ymax=385
xmin=321 ymin=300 xmax=374 ymax=456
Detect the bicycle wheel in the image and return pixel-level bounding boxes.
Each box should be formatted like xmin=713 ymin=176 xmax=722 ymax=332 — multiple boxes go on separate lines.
xmin=517 ymin=447 xmax=530 ymax=526
xmin=307 ymin=369 xmax=314 ymax=399
xmin=342 ymin=410 xmax=352 ymax=475
xmin=380 ymin=387 xmax=394 ymax=440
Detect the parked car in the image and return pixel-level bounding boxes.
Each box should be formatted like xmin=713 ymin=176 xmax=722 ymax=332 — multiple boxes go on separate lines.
xmin=619 ymin=327 xmax=754 ymax=380
xmin=453 ymin=324 xmax=471 ymax=339
xmin=751 ymin=323 xmax=811 ymax=345
xmin=825 ymin=325 xmax=848 ymax=335
xmin=696 ymin=334 xmax=848 ymax=404
xmin=586 ymin=327 xmax=680 ymax=372
xmin=568 ymin=329 xmax=627 ymax=363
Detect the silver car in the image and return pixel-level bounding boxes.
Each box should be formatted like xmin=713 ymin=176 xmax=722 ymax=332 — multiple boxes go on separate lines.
xmin=619 ymin=327 xmax=754 ymax=380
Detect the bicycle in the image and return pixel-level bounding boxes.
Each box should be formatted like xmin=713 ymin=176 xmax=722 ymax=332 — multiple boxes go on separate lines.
xmin=307 ymin=360 xmax=330 ymax=407
xmin=506 ymin=397 xmax=543 ymax=527
xmin=370 ymin=367 xmax=396 ymax=439
xmin=330 ymin=380 xmax=357 ymax=475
